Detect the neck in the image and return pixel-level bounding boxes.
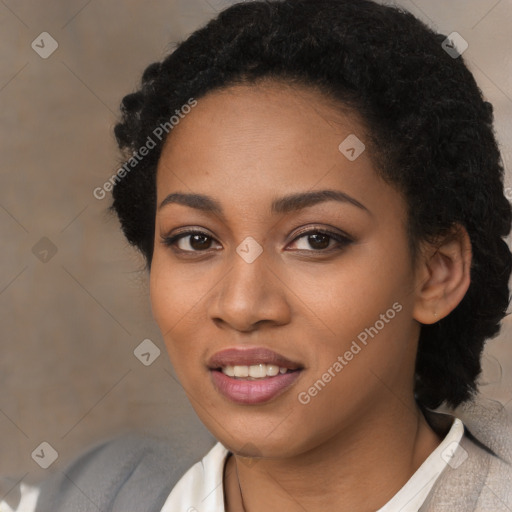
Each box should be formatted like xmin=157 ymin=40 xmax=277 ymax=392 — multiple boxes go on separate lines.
xmin=224 ymin=403 xmax=442 ymax=512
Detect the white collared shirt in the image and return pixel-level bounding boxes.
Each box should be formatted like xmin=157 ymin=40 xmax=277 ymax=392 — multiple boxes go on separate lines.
xmin=1 ymin=418 xmax=464 ymax=511
xmin=161 ymin=418 xmax=465 ymax=512
xmin=0 ymin=483 xmax=39 ymax=512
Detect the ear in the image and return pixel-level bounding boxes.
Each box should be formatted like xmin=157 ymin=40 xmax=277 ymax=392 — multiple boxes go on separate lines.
xmin=413 ymin=224 xmax=472 ymax=325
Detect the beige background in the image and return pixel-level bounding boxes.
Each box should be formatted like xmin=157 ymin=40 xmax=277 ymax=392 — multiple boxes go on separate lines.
xmin=0 ymin=0 xmax=511 ymax=493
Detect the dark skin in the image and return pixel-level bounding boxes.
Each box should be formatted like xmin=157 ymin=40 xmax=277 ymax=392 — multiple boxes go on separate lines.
xmin=149 ymin=81 xmax=472 ymax=511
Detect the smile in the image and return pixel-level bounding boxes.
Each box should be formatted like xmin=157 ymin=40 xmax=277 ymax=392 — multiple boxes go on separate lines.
xmin=210 ymin=367 xmax=303 ymax=404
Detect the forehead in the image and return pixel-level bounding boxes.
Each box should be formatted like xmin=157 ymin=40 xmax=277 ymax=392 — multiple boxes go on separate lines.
xmin=154 ymin=81 xmax=391 ymax=218
xmin=161 ymin=80 xmax=361 ymax=147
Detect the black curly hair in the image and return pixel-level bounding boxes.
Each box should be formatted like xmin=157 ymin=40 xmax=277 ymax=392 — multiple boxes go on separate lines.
xmin=110 ymin=0 xmax=512 ymax=409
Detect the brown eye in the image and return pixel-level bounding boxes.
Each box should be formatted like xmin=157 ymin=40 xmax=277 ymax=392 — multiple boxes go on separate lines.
xmin=305 ymin=232 xmax=331 ymax=250
xmin=288 ymin=229 xmax=352 ymax=252
xmin=161 ymin=230 xmax=220 ymax=252
xmin=187 ymin=233 xmax=213 ymax=250
xmin=161 ymin=227 xmax=352 ymax=255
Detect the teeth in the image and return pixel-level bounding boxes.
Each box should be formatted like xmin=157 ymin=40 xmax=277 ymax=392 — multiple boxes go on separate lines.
xmin=249 ymin=364 xmax=266 ymax=378
xmin=234 ymin=365 xmax=249 ymax=378
xmin=221 ymin=364 xmax=293 ymax=379
xmin=223 ymin=365 xmax=236 ymax=377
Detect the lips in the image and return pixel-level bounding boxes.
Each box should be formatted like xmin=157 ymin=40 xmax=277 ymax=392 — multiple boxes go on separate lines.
xmin=207 ymin=347 xmax=303 ymax=371
xmin=210 ymin=369 xmax=303 ymax=405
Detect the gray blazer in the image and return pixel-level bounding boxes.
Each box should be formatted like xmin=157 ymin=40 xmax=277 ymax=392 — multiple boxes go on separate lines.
xmin=35 ymin=409 xmax=512 ymax=512
xmin=34 ymin=434 xmax=200 ymax=512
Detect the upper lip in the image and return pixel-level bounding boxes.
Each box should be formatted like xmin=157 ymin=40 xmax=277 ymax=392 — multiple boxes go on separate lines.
xmin=207 ymin=347 xmax=303 ymax=370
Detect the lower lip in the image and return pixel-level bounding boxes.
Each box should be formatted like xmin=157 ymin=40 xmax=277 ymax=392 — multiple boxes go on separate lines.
xmin=210 ymin=369 xmax=303 ymax=405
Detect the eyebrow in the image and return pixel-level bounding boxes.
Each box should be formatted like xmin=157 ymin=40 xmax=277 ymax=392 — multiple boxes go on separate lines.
xmin=158 ymin=189 xmax=370 ymax=216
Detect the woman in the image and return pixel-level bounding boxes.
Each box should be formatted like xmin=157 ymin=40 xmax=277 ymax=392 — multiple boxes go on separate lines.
xmin=35 ymin=0 xmax=512 ymax=510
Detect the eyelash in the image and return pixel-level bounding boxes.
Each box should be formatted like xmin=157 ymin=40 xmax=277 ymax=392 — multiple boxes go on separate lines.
xmin=160 ymin=227 xmax=353 ymax=255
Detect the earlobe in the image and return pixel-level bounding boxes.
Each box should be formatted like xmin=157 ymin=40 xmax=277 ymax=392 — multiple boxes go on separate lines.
xmin=413 ymin=224 xmax=472 ymax=325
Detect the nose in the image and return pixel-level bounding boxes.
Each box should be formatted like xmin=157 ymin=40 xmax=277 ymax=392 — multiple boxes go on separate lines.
xmin=208 ymin=250 xmax=292 ymax=332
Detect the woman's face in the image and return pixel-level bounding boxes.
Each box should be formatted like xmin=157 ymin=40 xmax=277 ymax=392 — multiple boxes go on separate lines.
xmin=150 ymin=82 xmax=424 ymax=457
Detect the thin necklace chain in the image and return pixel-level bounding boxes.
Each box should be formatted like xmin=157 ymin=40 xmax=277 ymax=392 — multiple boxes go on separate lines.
xmin=235 ymin=458 xmax=247 ymax=512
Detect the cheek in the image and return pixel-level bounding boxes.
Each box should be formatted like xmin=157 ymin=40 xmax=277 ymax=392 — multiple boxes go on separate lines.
xmin=150 ymin=248 xmax=218 ymax=325
xmin=149 ymin=260 xmax=207 ymax=370
xmin=300 ymin=243 xmax=415 ymax=376
xmin=310 ymin=252 xmax=410 ymax=332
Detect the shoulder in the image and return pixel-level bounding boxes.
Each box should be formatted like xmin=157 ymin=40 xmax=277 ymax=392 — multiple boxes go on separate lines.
xmin=35 ymin=434 xmax=211 ymax=512
xmin=421 ymin=429 xmax=512 ymax=511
